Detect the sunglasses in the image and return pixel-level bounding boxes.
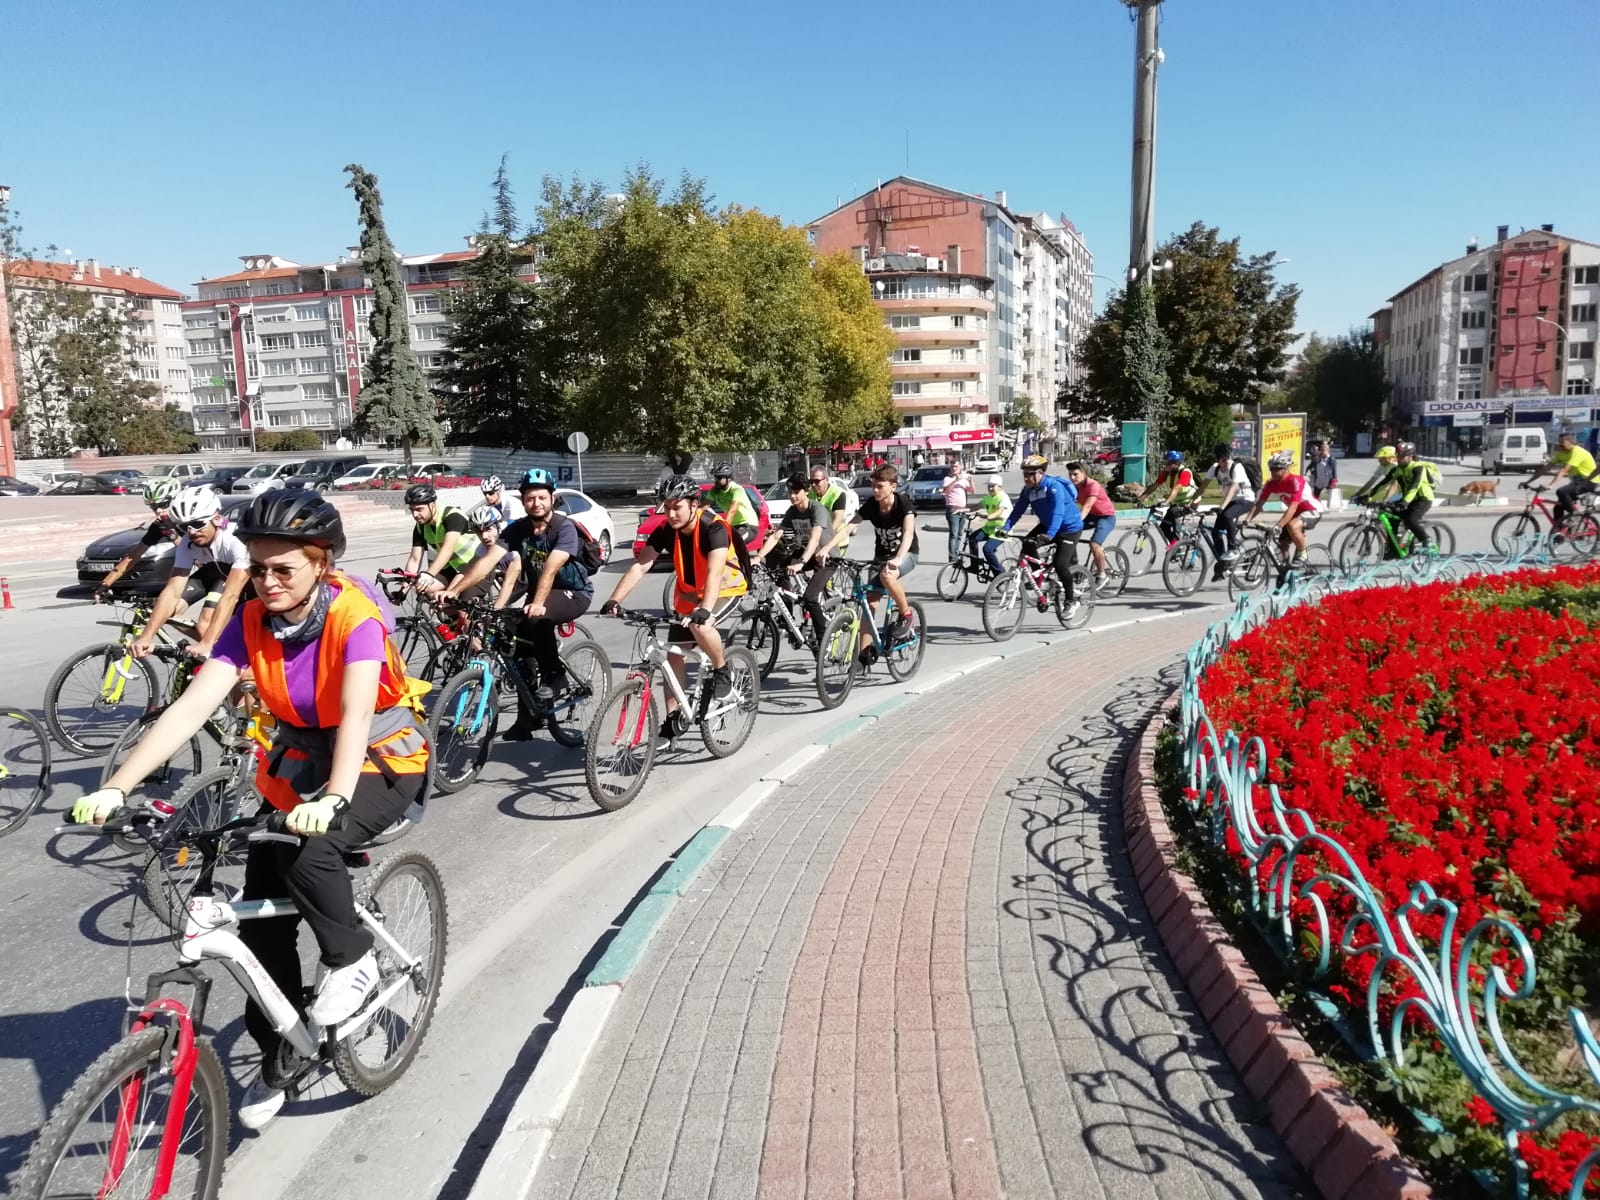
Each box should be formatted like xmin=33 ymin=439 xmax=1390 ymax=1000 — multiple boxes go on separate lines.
xmin=247 ymin=560 xmax=313 ymax=583
xmin=180 ymin=518 xmax=211 ymax=533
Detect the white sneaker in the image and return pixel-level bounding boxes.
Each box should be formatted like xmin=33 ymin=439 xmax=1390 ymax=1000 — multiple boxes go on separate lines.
xmin=306 ymin=950 xmax=378 ymax=1027
xmin=238 ymin=1074 xmax=286 ymax=1130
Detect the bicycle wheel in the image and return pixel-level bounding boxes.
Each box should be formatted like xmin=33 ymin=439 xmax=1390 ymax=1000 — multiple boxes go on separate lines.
xmin=1556 ymin=514 xmax=1600 ymax=561
xmin=981 ymin=571 xmax=1025 ymax=642
xmin=935 ymin=562 xmax=969 ymax=602
xmin=1325 ymin=522 xmax=1355 ymax=567
xmin=1051 ymin=574 xmax=1096 ymax=630
xmin=1427 ymin=521 xmax=1456 ymax=555
xmin=1491 ymin=513 xmax=1540 ymax=557
xmin=395 ymin=616 xmax=442 ymax=682
xmin=1227 ymin=548 xmax=1272 ymax=603
xmin=815 ymin=610 xmax=860 ymax=710
xmin=15 ymin=1026 xmax=228 ymax=1200
xmin=1339 ymin=527 xmax=1387 ymax=572
xmin=546 ymin=639 xmax=612 ymax=748
xmin=331 ymin=850 xmax=448 ymax=1095
xmin=101 ymin=710 xmax=207 ymax=850
xmin=0 ymin=708 xmax=52 ymax=838
xmin=427 ymin=665 xmax=498 ymax=794
xmin=419 ymin=637 xmax=469 ymax=694
xmin=44 ymin=644 xmax=160 ymax=757
xmin=1095 ymin=545 xmax=1131 ymax=598
xmin=738 ymin=610 xmax=782 ymax=680
xmin=702 ymin=647 xmax=760 ymax=758
xmin=140 ymin=766 xmax=253 ymax=931
xmin=659 ymin=573 xmax=677 ymax=614
xmin=884 ymin=599 xmax=928 ymax=681
xmin=585 ymin=678 xmax=658 ymax=811
xmin=1160 ymin=539 xmax=1207 ymax=597
xmin=1116 ymin=527 xmax=1159 ymax=577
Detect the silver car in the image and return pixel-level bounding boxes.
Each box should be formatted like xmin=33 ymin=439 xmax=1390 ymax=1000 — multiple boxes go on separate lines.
xmin=231 ymin=460 xmax=308 ymax=495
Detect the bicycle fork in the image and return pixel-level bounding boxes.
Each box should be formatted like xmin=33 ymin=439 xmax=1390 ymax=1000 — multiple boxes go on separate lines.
xmin=105 ymin=996 xmax=200 ymax=1199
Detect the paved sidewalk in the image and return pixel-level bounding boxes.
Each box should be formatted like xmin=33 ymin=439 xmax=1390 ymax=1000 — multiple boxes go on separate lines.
xmin=534 ymin=615 xmax=1308 ymax=1200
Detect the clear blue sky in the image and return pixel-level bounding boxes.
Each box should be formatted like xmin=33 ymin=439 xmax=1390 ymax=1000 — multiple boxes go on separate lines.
xmin=4 ymin=0 xmax=1596 ymax=343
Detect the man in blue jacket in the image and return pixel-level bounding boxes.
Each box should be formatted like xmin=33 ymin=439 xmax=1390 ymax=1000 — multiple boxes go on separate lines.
xmin=1002 ymin=455 xmax=1085 ymax=611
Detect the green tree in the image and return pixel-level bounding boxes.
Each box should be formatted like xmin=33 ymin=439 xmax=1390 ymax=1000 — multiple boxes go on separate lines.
xmin=808 ymin=251 xmax=896 ymax=446
xmin=258 ymin=429 xmax=324 ymax=452
xmin=120 ymin=404 xmax=199 ymax=454
xmin=1296 ymin=327 xmax=1390 ymax=442
xmin=345 ymin=164 xmax=440 ymax=471
xmin=1001 ymin=391 xmax=1048 ymax=438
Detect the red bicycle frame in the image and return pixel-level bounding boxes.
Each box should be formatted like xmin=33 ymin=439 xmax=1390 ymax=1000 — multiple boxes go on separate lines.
xmin=101 ymin=997 xmax=198 ymax=1200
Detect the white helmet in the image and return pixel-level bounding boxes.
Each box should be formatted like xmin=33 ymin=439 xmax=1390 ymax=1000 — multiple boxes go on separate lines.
xmin=169 ymin=485 xmax=221 ymax=526
xmin=468 ymin=503 xmax=505 ymax=530
xmin=480 ymin=475 xmax=503 ymax=494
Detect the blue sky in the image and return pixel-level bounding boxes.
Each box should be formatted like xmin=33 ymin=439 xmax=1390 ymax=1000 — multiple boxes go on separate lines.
xmin=3 ymin=0 xmax=1596 ymax=342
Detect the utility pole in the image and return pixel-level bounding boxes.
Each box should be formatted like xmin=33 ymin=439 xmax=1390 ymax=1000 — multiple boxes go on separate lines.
xmin=1127 ymin=0 xmax=1162 ymax=286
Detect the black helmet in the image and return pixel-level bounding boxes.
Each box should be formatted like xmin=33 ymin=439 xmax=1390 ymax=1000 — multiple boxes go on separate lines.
xmin=712 ymin=461 xmax=733 ymax=479
xmin=235 ymin=489 xmax=347 ymax=560
xmin=657 ymin=474 xmax=699 ymax=502
xmin=404 ymin=482 xmax=436 ymax=506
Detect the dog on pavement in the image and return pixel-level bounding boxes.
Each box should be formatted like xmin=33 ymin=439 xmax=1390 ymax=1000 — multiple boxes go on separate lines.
xmin=1459 ymin=479 xmax=1499 ymax=504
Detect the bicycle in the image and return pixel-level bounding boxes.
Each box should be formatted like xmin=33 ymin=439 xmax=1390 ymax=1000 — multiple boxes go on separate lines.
xmin=814 ymin=559 xmax=930 ymax=710
xmin=1335 ymin=500 xmax=1453 ymax=570
xmin=427 ymin=603 xmax=613 ymax=794
xmin=1158 ymin=506 xmax=1219 ymax=597
xmin=934 ymin=512 xmax=1018 ymax=601
xmin=1078 ymin=531 xmax=1131 ymax=599
xmin=420 ymin=598 xmax=596 ymax=700
xmin=1332 ymin=500 xmax=1455 ymax=569
xmin=977 ymin=538 xmax=1095 ymax=643
xmin=1491 ymin=484 xmax=1600 ymax=560
xmin=0 ymin=707 xmax=53 ymax=838
xmin=1113 ymin=503 xmax=1173 ymax=577
xmin=43 ymin=594 xmax=199 ymax=757
xmin=18 ymin=807 xmax=447 ymax=1200
xmin=584 ymin=611 xmax=761 ymax=811
xmin=736 ymin=562 xmax=843 ymax=679
xmin=1226 ymin=523 xmax=1336 ymax=602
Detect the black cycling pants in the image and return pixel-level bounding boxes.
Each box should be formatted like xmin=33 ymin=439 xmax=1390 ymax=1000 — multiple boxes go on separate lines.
xmin=1024 ymin=532 xmax=1078 ymax=603
xmin=802 ymin=560 xmax=837 ymax=638
xmin=515 ymin=589 xmax=593 ymax=690
xmin=1400 ymin=498 xmax=1432 ymax=549
xmin=1210 ymin=499 xmax=1254 ymax=559
xmin=1556 ymin=480 xmax=1597 ymax=523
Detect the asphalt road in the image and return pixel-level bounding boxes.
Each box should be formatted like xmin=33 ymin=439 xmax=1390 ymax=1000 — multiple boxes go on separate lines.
xmin=0 ymin=495 xmax=1504 ymax=1200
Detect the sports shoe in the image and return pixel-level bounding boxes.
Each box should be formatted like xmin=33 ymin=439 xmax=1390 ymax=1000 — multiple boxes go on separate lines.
xmin=890 ymin=611 xmax=914 ymax=642
xmin=1211 ymin=564 xmax=1227 ymax=583
xmin=500 ymin=716 xmax=539 ymax=742
xmin=658 ymin=710 xmax=690 ymax=749
xmin=710 ymin=666 xmax=734 ymax=699
xmin=306 ymin=951 xmax=378 ymax=1027
xmin=238 ymin=1073 xmax=286 ymax=1131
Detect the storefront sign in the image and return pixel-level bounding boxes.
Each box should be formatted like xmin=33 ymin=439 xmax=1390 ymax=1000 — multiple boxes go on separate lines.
xmin=1259 ymin=414 xmax=1307 ymax=476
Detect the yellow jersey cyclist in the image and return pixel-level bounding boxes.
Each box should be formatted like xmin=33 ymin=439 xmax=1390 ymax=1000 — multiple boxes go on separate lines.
xmin=601 ymin=474 xmax=749 ymax=743
xmin=968 ymin=477 xmax=1010 ymax=574
xmin=1352 ymin=441 xmax=1441 ymax=551
xmin=73 ymin=490 xmax=431 ymax=1130
xmin=1531 ymin=430 xmax=1600 ymax=526
xmin=706 ymin=462 xmax=760 ymax=545
xmin=403 ymin=481 xmax=480 ymax=596
xmin=130 ymin=484 xmax=255 ymax=659
xmin=95 ymin=477 xmax=183 ymax=597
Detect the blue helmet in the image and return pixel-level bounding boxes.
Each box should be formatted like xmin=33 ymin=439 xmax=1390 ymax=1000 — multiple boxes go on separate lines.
xmin=1164 ymin=450 xmax=1183 ymax=463
xmin=519 ymin=467 xmax=555 ymax=492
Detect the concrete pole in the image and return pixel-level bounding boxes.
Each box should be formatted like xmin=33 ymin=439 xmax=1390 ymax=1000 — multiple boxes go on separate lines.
xmin=1128 ymin=0 xmax=1161 ymax=286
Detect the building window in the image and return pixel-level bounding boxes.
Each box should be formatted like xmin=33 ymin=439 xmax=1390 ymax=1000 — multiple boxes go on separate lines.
xmin=1459 ymin=347 xmax=1485 ymax=365
xmin=411 ymin=295 xmax=442 ymax=314
xmin=187 ymin=340 xmax=219 ymax=357
xmin=184 ymin=315 xmax=215 ymax=329
xmin=165 ymin=346 xmax=185 ymax=360
xmin=949 ymin=315 xmax=966 ymax=329
xmin=303 ymin=384 xmax=334 ymax=400
xmin=903 ymin=416 xmax=923 ymax=429
xmin=257 ymin=311 xmax=290 ymax=324
xmin=298 ymin=331 xmax=329 ymax=348
xmin=296 ymin=304 xmax=326 ymax=321
xmin=260 ymin=334 xmax=294 ymax=351
xmin=951 ymin=380 xmax=966 ymax=393
xmin=892 ymin=382 xmax=922 ymax=396
xmin=1573 ymin=344 xmax=1597 ymax=360
xmin=1504 ymin=307 xmax=1517 ymax=317
xmin=1463 ymin=273 xmax=1489 ymax=293
xmin=1575 ymin=266 xmax=1600 ymax=285
xmin=1457 ymin=386 xmax=1482 ymax=401
xmin=1461 ymin=310 xmax=1486 ymax=329
xmin=298 ymin=357 xmax=332 ymax=374
xmin=1566 ymin=378 xmax=1595 ymax=395
xmin=268 ymin=412 xmax=298 ymax=428
xmin=950 ymin=348 xmax=966 ymax=362
xmin=412 ymin=324 xmax=445 ymax=342
xmin=888 ymin=315 xmax=920 ymax=329
xmin=221 ymin=286 xmax=248 ymax=299
xmin=893 ymin=349 xmax=922 ymax=363
xmin=263 ymin=360 xmax=296 ymax=376
xmin=1574 ymin=304 xmax=1598 ymax=324
xmin=949 ymin=412 xmax=967 ymax=426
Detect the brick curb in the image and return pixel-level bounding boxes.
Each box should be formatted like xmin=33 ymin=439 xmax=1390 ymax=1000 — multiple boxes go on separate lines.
xmin=1123 ymin=698 xmax=1432 ymax=1200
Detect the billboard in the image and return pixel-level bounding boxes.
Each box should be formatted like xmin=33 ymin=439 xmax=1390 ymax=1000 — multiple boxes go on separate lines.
xmin=1260 ymin=414 xmax=1306 ymax=476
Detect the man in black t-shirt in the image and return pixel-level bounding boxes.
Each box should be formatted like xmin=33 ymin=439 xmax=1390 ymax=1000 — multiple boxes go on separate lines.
xmin=819 ymin=464 xmax=919 ymax=649
xmin=759 ymin=475 xmax=832 ymax=639
xmin=97 ymin=480 xmax=181 ymax=598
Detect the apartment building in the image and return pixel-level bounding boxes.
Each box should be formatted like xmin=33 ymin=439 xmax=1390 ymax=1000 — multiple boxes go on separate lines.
xmin=1013 ymin=212 xmax=1096 ymax=441
xmin=1376 ymin=224 xmax=1600 ymax=451
xmin=183 ymin=241 xmax=532 ymax=450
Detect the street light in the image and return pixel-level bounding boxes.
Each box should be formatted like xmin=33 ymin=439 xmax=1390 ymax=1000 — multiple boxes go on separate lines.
xmin=1535 ymin=314 xmax=1572 ymax=341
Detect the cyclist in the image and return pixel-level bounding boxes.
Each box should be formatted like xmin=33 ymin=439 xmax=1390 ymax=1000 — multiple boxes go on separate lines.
xmin=73 ymin=489 xmax=431 ymax=1130
xmin=818 ymin=463 xmax=919 ymax=656
xmin=1001 ymin=454 xmax=1084 ymax=615
xmin=130 ymin=485 xmax=252 ymax=658
xmin=1203 ymin=443 xmax=1257 ymax=581
xmin=1065 ymin=462 xmax=1116 ymax=582
xmin=1531 ymin=430 xmax=1599 ymax=525
xmin=967 ymin=477 xmax=1010 ymax=575
xmin=479 ymin=475 xmax=514 ymax=523
xmin=95 ymin=477 xmax=182 ymax=596
xmin=1246 ymin=450 xmax=1319 ymax=563
xmin=1145 ymin=450 xmax=1200 ymax=544
xmin=441 ymin=503 xmax=515 ymax=606
xmin=706 ymin=462 xmax=759 ymax=545
xmin=1352 ymin=441 xmax=1439 ymax=552
xmin=1358 ymin=445 xmax=1399 ymax=501
xmin=757 ymin=474 xmax=830 ymax=632
xmin=601 ymin=474 xmax=747 ymax=741
xmin=402 ymin=481 xmax=479 ymax=595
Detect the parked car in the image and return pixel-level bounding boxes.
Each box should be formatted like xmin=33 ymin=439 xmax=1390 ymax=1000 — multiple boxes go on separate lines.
xmin=145 ymin=462 xmax=212 ymax=481
xmin=332 ymin=463 xmax=407 ymax=489
xmin=189 ymin=466 xmax=252 ymax=494
xmin=411 ymin=461 xmax=454 ymax=479
xmin=100 ymin=469 xmax=146 ymax=482
xmin=282 ymin=455 xmax=370 ymax=491
xmin=0 ymin=474 xmax=41 ymax=496
xmin=553 ymin=488 xmax=617 ymax=563
xmin=631 ymin=483 xmax=770 ymax=569
xmin=907 ymin=465 xmax=953 ymax=509
xmin=50 ymin=473 xmax=139 ymax=496
xmin=75 ymin=496 xmax=252 ymax=591
xmin=231 ymin=460 xmax=308 ymax=495
xmin=31 ymin=470 xmax=80 ymax=490
xmin=763 ymin=475 xmax=854 ymax=523
xmin=972 ymin=452 xmax=1002 ymax=474
xmin=1483 ymin=427 xmax=1549 ymax=475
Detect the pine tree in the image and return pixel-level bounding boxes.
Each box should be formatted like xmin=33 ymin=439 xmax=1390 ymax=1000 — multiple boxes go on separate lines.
xmin=345 ymin=164 xmax=440 ymax=471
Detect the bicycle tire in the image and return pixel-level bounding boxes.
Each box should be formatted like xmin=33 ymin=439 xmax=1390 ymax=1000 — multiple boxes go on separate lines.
xmin=101 ymin=709 xmax=208 ymax=851
xmin=1491 ymin=513 xmax=1540 ymax=557
xmin=395 ymin=615 xmax=442 ymax=681
xmin=44 ymin=644 xmax=160 ymax=757
xmin=1094 ymin=545 xmax=1131 ymax=598
xmin=1303 ymin=544 xmax=1335 ymax=571
xmin=140 ymin=766 xmax=254 ymax=930
xmin=1115 ymin=527 xmax=1159 ymax=577
xmin=1160 ymin=539 xmax=1207 ymax=597
xmin=1326 ymin=522 xmax=1356 ymax=566
xmin=738 ymin=610 xmax=782 ymax=680
xmin=546 ymin=639 xmax=612 ymax=748
xmin=14 ymin=1026 xmax=228 ymax=1200
xmin=1427 ymin=521 xmax=1456 ymax=555
xmin=1052 ymin=574 xmax=1096 ymax=630
xmin=585 ymin=678 xmax=658 ymax=811
xmin=1226 ymin=547 xmax=1271 ymax=603
xmin=1339 ymin=526 xmax=1387 ymax=572
xmin=428 ymin=665 xmax=498 ymax=794
xmin=419 ymin=638 xmax=470 ymax=694
xmin=0 ymin=708 xmax=52 ymax=839
xmin=935 ymin=563 xmax=969 ymax=602
xmin=331 ymin=851 xmax=449 ymax=1095
xmin=702 ymin=647 xmax=760 ymax=758
xmin=884 ymin=599 xmax=928 ymax=681
xmin=1556 ymin=513 xmax=1600 ymax=561
xmin=815 ymin=610 xmax=860 ymax=710
xmin=660 ymin=573 xmax=677 ymax=615
xmin=981 ymin=571 xmax=1025 ymax=642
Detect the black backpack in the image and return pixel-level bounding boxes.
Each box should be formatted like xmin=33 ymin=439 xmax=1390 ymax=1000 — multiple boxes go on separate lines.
xmin=1239 ymin=458 xmax=1264 ymax=493
xmin=552 ymin=513 xmax=605 ymax=574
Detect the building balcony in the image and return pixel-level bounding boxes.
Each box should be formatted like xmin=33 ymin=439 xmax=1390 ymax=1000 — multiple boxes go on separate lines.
xmin=876 ymin=295 xmax=994 ymax=317
xmin=892 ymin=327 xmax=984 ymax=348
xmin=890 ymin=360 xmax=983 ymax=380
xmin=893 ymin=395 xmax=990 ymax=413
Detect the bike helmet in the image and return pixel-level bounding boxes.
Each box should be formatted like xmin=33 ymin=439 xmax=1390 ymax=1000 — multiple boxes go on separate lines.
xmin=168 ymin=485 xmax=221 ymax=526
xmin=234 ymin=489 xmax=346 ymax=559
xmin=1021 ymin=454 xmax=1049 ymax=471
xmin=404 ymin=482 xmax=436 ymax=506
xmin=519 ymin=467 xmax=554 ymax=492
xmin=142 ymin=477 xmax=180 ymax=508
xmin=657 ymin=474 xmax=699 ymax=502
xmin=468 ymin=503 xmax=505 ymax=530
xmin=1375 ymin=445 xmax=1396 ymax=460
xmin=1268 ymin=451 xmax=1295 ymax=470
xmin=712 ymin=461 xmax=733 ymax=479
xmin=1164 ymin=449 xmax=1183 ymax=463
xmin=1395 ymin=441 xmax=1417 ymax=457
xmin=480 ymin=475 xmax=503 ymax=494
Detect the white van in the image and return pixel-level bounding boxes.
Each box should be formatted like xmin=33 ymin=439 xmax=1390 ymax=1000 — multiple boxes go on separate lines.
xmin=1483 ymin=427 xmax=1548 ymax=475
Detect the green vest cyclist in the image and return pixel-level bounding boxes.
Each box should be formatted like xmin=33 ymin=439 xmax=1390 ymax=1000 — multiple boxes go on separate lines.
xmin=403 ymin=481 xmax=481 ymax=593
xmin=707 ymin=462 xmax=758 ymax=543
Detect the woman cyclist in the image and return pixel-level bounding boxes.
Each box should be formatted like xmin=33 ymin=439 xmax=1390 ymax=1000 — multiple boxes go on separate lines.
xmin=73 ymin=490 xmax=431 ymax=1130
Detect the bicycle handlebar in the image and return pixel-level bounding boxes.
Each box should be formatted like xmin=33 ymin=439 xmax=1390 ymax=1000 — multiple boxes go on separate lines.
xmin=60 ymin=805 xmax=345 ymax=845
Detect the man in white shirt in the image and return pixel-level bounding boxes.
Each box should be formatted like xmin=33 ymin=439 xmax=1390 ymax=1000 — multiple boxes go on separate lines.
xmin=131 ymin=485 xmax=253 ymax=658
xmin=1203 ymin=443 xmax=1258 ymax=581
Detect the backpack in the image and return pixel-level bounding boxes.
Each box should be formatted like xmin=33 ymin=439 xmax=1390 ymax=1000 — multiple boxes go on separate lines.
xmin=1239 ymin=458 xmax=1264 ymax=493
xmin=552 ymin=513 xmax=605 ymax=575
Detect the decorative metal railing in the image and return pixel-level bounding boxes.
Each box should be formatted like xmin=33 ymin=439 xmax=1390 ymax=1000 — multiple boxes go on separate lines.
xmin=1177 ymin=546 xmax=1600 ymax=1199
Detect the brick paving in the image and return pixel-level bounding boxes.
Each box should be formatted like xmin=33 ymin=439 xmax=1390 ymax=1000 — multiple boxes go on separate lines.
xmin=534 ymin=614 xmax=1309 ymax=1200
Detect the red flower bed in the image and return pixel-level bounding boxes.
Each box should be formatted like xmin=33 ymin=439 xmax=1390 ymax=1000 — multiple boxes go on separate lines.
xmin=1198 ymin=563 xmax=1600 ymax=1195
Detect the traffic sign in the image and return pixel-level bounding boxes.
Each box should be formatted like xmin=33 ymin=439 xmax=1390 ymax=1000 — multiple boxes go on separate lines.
xmin=566 ymin=431 xmax=590 ymax=454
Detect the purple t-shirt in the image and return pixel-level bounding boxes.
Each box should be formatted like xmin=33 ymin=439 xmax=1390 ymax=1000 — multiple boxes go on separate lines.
xmin=212 ymin=579 xmax=387 ymax=728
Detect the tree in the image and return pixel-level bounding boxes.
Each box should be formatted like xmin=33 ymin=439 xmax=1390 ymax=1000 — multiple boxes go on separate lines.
xmin=1294 ymin=328 xmax=1390 ymax=442
xmin=120 ymin=404 xmax=199 ymax=454
xmin=1001 ymin=392 xmax=1048 ymax=438
xmin=258 ymin=429 xmax=323 ymax=452
xmin=807 ymin=251 xmax=896 ymax=447
xmin=345 ymin=164 xmax=440 ymax=471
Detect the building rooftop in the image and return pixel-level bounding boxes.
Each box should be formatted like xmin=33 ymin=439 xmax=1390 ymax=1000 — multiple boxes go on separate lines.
xmin=6 ymin=258 xmax=184 ymax=300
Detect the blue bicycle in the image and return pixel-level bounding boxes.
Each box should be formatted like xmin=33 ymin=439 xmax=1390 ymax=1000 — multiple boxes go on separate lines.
xmin=814 ymin=558 xmax=928 ymax=710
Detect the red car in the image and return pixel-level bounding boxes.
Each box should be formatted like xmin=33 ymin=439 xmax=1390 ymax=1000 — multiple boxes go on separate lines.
xmin=632 ymin=483 xmax=770 ymax=570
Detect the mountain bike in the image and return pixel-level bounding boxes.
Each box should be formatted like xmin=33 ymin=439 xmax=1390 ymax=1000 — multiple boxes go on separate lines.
xmin=427 ymin=604 xmax=613 ymax=794
xmin=1226 ymin=526 xmax=1336 ymax=601
xmin=421 ymin=601 xmax=596 ymax=702
xmin=1490 ymin=485 xmax=1600 ymax=560
xmin=1113 ymin=503 xmax=1172 ymax=577
xmin=0 ymin=707 xmax=52 ymax=838
xmin=378 ymin=569 xmax=451 ymax=682
xmin=934 ymin=513 xmax=1018 ymax=600
xmin=1335 ymin=501 xmax=1456 ymax=569
xmin=978 ymin=537 xmax=1094 ymax=643
xmin=814 ymin=559 xmax=930 ymax=710
xmin=17 ymin=807 xmax=447 ymax=1200
xmin=1078 ymin=532 xmax=1131 ymax=599
xmin=43 ymin=595 xmax=199 ymax=756
xmin=1158 ymin=506 xmax=1218 ymax=597
xmin=736 ymin=562 xmax=842 ymax=679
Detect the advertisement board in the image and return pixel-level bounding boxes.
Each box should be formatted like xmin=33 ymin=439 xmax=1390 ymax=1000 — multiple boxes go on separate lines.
xmin=1259 ymin=414 xmax=1307 ymax=476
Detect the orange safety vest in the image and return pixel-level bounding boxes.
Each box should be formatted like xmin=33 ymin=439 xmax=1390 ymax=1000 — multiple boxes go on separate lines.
xmin=671 ymin=511 xmax=749 ymax=615
xmin=242 ymin=572 xmax=429 ymax=812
